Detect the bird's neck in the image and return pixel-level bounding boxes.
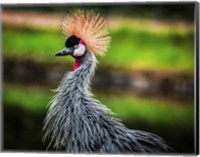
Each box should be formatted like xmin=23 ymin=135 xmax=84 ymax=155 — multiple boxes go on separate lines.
xmin=71 ymin=52 xmax=97 ymax=89
xmin=72 ymin=50 xmax=87 ymax=71
xmin=43 ymin=52 xmax=98 ymax=150
xmin=72 ymin=59 xmax=81 ymax=71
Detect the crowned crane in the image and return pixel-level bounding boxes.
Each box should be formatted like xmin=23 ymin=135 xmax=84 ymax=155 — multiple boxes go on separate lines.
xmin=43 ymin=10 xmax=172 ymax=153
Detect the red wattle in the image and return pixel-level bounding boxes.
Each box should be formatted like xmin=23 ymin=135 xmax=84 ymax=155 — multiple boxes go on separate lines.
xmin=72 ymin=60 xmax=81 ymax=71
xmin=79 ymin=40 xmax=85 ymax=45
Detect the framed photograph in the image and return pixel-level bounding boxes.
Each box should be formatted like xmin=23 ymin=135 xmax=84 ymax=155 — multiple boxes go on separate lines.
xmin=1 ymin=1 xmax=199 ymax=155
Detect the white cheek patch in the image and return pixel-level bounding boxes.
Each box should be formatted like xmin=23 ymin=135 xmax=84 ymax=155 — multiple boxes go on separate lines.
xmin=73 ymin=44 xmax=86 ymax=57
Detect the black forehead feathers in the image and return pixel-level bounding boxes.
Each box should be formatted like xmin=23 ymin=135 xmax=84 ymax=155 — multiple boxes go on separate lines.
xmin=65 ymin=35 xmax=80 ymax=47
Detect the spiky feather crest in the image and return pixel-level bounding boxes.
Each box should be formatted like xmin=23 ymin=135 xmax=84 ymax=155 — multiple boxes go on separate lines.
xmin=61 ymin=9 xmax=111 ymax=56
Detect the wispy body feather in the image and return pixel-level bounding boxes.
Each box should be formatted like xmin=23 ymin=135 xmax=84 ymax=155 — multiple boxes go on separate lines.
xmin=43 ymin=52 xmax=172 ymax=153
xmin=61 ymin=10 xmax=111 ymax=56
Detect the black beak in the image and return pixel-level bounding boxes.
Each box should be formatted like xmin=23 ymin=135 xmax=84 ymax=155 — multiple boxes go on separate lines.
xmin=55 ymin=47 xmax=74 ymax=56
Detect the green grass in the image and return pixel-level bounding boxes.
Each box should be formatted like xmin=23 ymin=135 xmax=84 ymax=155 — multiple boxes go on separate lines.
xmin=3 ymin=25 xmax=194 ymax=72
xmin=4 ymin=84 xmax=194 ymax=126
xmin=3 ymin=26 xmax=64 ymax=61
xmin=99 ymin=93 xmax=194 ymax=126
xmin=3 ymin=84 xmax=51 ymax=112
xmin=102 ymin=29 xmax=194 ymax=71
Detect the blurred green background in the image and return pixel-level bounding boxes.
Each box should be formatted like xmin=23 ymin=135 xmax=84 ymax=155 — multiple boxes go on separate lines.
xmin=2 ymin=3 xmax=195 ymax=153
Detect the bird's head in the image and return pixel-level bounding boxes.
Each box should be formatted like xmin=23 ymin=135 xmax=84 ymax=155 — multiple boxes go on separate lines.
xmin=55 ymin=9 xmax=111 ymax=71
xmin=55 ymin=35 xmax=87 ymax=70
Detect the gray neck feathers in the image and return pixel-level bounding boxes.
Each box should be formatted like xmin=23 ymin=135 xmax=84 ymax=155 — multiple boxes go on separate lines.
xmin=43 ymin=52 xmax=119 ymax=151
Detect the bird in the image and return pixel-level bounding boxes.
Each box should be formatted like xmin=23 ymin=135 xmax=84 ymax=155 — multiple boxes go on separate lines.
xmin=42 ymin=9 xmax=173 ymax=154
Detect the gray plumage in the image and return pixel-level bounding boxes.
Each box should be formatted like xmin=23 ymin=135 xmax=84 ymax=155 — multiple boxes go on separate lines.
xmin=43 ymin=52 xmax=172 ymax=153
